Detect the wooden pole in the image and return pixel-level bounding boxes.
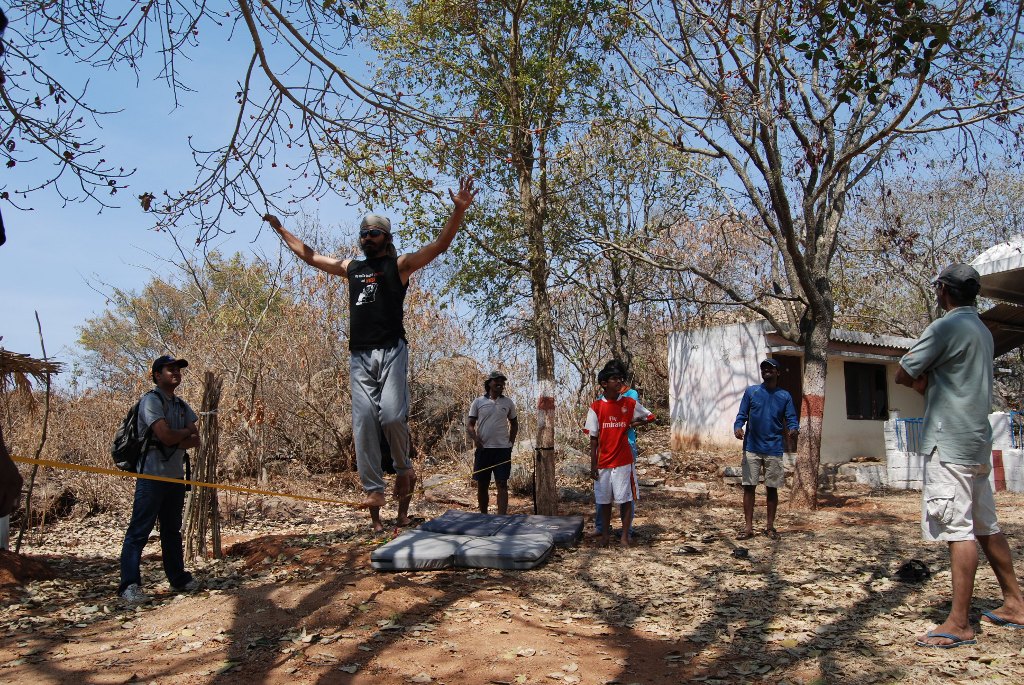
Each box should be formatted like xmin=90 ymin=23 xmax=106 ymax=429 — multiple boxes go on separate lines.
xmin=184 ymin=371 xmax=223 ymax=561
xmin=15 ymin=312 xmax=52 ymax=553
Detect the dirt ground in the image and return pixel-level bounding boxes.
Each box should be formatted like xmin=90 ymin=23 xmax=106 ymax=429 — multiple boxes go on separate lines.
xmin=2 ymin=454 xmax=1024 ymax=685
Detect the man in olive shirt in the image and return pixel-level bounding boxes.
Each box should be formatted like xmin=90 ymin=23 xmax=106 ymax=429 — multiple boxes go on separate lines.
xmin=897 ymin=263 xmax=1024 ymax=647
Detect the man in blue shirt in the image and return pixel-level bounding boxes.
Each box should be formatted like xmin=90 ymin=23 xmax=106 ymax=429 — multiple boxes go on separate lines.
xmin=733 ymin=358 xmax=799 ymax=540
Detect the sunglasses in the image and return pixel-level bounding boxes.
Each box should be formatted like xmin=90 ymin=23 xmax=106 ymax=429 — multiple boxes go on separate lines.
xmin=359 ymin=229 xmax=388 ymax=239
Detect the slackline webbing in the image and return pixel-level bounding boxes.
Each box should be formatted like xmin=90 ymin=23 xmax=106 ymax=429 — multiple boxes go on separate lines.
xmin=9 ymin=454 xmax=514 ymax=508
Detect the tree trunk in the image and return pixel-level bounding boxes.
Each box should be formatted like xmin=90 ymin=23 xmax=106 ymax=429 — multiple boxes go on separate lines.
xmin=519 ymin=154 xmax=558 ymax=515
xmin=529 ymin=232 xmax=558 ymax=516
xmin=790 ymin=318 xmax=830 ymax=509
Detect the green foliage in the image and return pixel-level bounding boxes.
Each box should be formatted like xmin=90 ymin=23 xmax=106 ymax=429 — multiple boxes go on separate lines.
xmin=770 ymin=0 xmax=1001 ymax=104
xmin=77 ymin=252 xmax=288 ymax=391
xmin=340 ymin=0 xmax=624 ymax=361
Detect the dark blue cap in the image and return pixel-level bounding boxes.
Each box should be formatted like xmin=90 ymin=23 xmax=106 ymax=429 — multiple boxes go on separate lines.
xmin=152 ymin=355 xmax=188 ymax=373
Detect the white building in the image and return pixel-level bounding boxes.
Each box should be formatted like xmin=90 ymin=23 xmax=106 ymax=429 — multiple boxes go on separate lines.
xmin=668 ymin=322 xmax=924 ymax=464
xmin=668 ymin=237 xmax=1024 ymax=481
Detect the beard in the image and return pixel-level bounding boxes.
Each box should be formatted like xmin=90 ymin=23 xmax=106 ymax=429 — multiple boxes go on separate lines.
xmin=361 ymin=240 xmax=395 ymax=259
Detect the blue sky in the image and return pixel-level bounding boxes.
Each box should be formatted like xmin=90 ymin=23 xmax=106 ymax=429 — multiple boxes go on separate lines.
xmin=0 ymin=23 xmax=366 ymax=369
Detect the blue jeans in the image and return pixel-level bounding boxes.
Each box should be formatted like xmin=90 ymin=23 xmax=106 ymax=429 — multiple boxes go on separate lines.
xmin=595 ymin=443 xmax=638 ymax=534
xmin=119 ymin=478 xmax=191 ymax=592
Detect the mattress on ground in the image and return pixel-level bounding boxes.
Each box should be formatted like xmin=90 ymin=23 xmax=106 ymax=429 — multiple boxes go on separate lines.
xmin=419 ymin=510 xmax=584 ymax=547
xmin=371 ymin=529 xmax=554 ymax=571
xmin=454 ymin=533 xmax=555 ymax=570
xmin=499 ymin=514 xmax=584 ymax=546
xmin=417 ymin=509 xmax=513 ymax=537
xmin=370 ymin=529 xmax=462 ymax=571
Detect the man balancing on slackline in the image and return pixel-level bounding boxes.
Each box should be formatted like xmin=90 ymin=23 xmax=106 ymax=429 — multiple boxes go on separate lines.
xmin=264 ymin=177 xmax=477 ymax=531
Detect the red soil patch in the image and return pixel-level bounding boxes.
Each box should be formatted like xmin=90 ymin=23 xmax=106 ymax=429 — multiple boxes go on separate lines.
xmin=0 ymin=549 xmax=57 ymax=589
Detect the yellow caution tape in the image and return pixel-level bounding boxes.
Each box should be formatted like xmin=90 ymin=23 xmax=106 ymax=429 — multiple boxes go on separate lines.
xmin=11 ymin=454 xmax=368 ymax=507
xmin=9 ymin=454 xmax=514 ymax=508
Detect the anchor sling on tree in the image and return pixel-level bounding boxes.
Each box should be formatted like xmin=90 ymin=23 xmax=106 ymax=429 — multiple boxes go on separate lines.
xmin=265 ymin=177 xmax=477 ymax=532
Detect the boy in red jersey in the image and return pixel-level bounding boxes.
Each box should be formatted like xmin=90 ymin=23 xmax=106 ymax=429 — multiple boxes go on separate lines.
xmin=584 ymin=364 xmax=655 ymax=547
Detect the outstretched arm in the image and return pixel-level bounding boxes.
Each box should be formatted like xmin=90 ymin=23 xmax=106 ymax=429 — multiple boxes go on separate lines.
xmin=264 ymin=214 xmax=350 ymax=277
xmin=398 ymin=177 xmax=477 ymax=279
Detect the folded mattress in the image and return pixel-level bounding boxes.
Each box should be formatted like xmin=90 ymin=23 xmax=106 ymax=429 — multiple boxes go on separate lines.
xmin=418 ymin=510 xmax=584 ymax=546
xmin=370 ymin=529 xmax=555 ymax=571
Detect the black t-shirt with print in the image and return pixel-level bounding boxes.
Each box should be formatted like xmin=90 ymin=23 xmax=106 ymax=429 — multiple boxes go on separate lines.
xmin=347 ymin=256 xmax=408 ymax=351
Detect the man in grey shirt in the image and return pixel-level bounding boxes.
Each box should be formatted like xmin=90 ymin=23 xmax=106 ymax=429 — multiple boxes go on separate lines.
xmin=897 ymin=264 xmax=1024 ymax=647
xmin=467 ymin=371 xmax=518 ymax=515
xmin=118 ymin=355 xmax=200 ymax=604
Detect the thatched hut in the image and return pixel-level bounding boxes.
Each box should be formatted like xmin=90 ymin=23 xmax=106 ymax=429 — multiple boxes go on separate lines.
xmin=0 ymin=348 xmax=63 ymax=389
xmin=1 ymin=348 xmax=62 ymax=549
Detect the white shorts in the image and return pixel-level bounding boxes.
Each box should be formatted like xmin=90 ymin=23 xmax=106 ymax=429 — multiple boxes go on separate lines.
xmin=921 ymin=450 xmax=999 ymax=542
xmin=594 ymin=464 xmax=636 ymax=505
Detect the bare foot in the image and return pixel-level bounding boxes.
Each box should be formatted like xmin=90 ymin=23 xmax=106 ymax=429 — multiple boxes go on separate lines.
xmin=598 ymin=534 xmax=611 ymax=548
xmin=620 ymin=534 xmax=631 ymax=547
xmin=364 ymin=491 xmax=386 ymax=508
xmin=396 ymin=471 xmax=416 ymax=522
xmin=369 ymin=506 xmax=384 ymax=533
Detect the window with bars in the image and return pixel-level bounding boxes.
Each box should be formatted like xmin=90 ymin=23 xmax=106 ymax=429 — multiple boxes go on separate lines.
xmin=844 ymin=362 xmax=889 ymax=420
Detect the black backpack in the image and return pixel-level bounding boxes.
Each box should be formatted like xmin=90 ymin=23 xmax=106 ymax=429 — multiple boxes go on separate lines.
xmin=111 ymin=390 xmax=165 ymax=472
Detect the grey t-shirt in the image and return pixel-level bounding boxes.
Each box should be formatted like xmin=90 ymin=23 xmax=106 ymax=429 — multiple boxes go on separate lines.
xmin=899 ymin=306 xmax=994 ymax=465
xmin=468 ymin=395 xmax=518 ymax=449
xmin=137 ymin=388 xmax=198 ymax=478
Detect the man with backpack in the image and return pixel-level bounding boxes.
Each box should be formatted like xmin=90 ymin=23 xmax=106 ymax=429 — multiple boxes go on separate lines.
xmin=118 ymin=355 xmax=200 ymax=604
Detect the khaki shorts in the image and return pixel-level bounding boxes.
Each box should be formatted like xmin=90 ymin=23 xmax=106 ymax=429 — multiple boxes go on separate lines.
xmin=921 ymin=450 xmax=999 ymax=542
xmin=742 ymin=452 xmax=785 ymax=489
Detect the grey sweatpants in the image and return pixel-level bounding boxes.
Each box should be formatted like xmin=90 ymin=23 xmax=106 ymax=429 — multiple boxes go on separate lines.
xmin=350 ymin=341 xmax=413 ymax=494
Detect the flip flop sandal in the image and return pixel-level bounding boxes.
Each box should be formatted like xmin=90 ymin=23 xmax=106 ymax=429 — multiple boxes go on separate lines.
xmin=736 ymin=531 xmax=755 ymax=541
xmin=673 ymin=545 xmax=701 ymax=555
xmin=982 ymin=609 xmax=1024 ymax=629
xmin=731 ymin=547 xmax=749 ymax=559
xmin=915 ymin=631 xmax=977 ymax=648
xmin=896 ymin=559 xmax=931 ymax=583
xmin=763 ymin=528 xmax=780 ymax=540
